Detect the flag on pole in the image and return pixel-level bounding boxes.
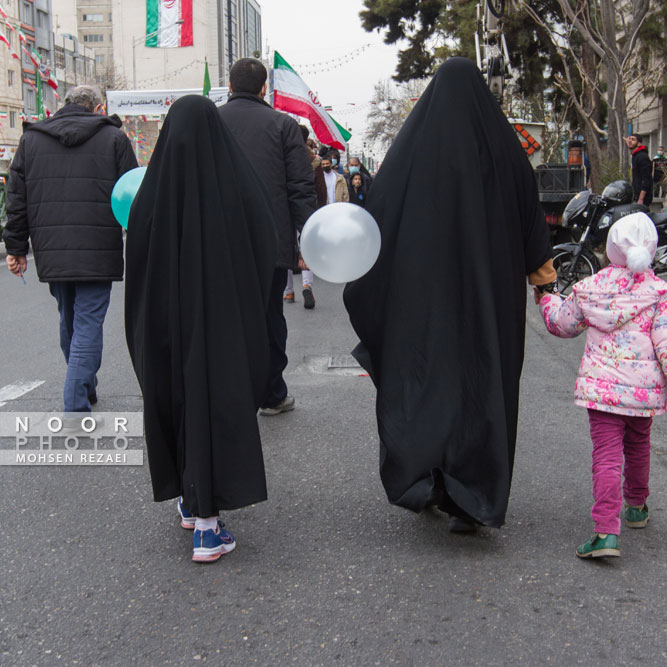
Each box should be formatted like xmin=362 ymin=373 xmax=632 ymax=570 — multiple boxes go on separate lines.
xmin=272 ymin=51 xmax=351 ymax=150
xmin=146 ymin=0 xmax=193 ymax=47
xmin=0 ymin=33 xmax=8 ymax=48
xmin=0 ymin=5 xmax=6 ymax=20
xmin=202 ymin=58 xmax=211 ymax=97
xmin=36 ymin=68 xmax=45 ymax=120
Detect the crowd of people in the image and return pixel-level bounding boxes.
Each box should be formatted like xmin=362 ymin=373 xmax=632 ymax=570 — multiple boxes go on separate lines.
xmin=2 ymin=57 xmax=664 ymax=565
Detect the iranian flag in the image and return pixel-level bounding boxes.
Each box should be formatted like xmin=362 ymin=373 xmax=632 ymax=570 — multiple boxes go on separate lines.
xmin=273 ymin=51 xmax=351 ymax=150
xmin=146 ymin=0 xmax=193 ymax=48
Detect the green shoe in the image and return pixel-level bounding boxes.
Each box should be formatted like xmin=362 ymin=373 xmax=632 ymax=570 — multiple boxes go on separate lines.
xmin=576 ymin=533 xmax=620 ymax=559
xmin=625 ymin=504 xmax=649 ymax=528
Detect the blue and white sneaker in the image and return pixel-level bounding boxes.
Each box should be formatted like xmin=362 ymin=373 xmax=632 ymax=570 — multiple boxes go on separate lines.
xmin=192 ymin=520 xmax=236 ymax=563
xmin=177 ymin=497 xmax=196 ymax=530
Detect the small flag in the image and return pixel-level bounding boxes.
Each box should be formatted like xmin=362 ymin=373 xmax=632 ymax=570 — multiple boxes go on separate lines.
xmin=29 ymin=47 xmax=41 ymax=68
xmin=0 ymin=33 xmax=9 ymax=48
xmin=10 ymin=50 xmax=19 ymax=60
xmin=202 ymin=59 xmax=211 ymax=97
xmin=0 ymin=5 xmax=6 ymax=20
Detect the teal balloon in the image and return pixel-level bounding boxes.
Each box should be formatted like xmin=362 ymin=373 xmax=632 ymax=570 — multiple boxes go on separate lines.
xmin=111 ymin=167 xmax=147 ymax=229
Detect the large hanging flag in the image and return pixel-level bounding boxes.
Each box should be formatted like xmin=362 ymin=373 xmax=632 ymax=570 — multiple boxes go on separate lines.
xmin=272 ymin=51 xmax=352 ymax=150
xmin=146 ymin=0 xmax=193 ymax=48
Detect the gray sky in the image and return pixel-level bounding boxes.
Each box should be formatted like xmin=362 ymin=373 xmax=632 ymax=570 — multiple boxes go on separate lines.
xmin=260 ymin=0 xmax=400 ymax=158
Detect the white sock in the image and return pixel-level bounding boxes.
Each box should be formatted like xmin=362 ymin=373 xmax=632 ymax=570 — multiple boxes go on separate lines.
xmin=195 ymin=516 xmax=218 ymax=532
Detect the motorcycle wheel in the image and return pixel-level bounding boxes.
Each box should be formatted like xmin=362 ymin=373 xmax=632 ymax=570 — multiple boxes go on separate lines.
xmin=553 ymin=248 xmax=598 ymax=296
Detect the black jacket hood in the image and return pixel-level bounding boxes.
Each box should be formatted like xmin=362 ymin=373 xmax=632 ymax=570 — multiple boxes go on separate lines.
xmin=25 ymin=104 xmax=123 ymax=147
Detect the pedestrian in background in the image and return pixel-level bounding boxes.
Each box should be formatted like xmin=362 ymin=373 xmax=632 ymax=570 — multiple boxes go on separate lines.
xmin=346 ymin=156 xmax=373 ymax=191
xmin=219 ymin=58 xmax=316 ymax=416
xmin=125 ymin=95 xmax=277 ymax=563
xmin=537 ymin=212 xmax=667 ymax=559
xmin=284 ymin=125 xmax=325 ymax=309
xmin=348 ymin=172 xmax=367 ymax=207
xmin=653 ymin=145 xmax=666 ymax=199
xmin=3 ymin=85 xmax=137 ymax=413
xmin=623 ymin=134 xmax=653 ymax=206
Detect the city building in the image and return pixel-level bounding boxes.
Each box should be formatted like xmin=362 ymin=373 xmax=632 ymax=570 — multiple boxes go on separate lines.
xmin=52 ymin=0 xmax=263 ymax=92
xmin=0 ymin=1 xmax=25 ymax=170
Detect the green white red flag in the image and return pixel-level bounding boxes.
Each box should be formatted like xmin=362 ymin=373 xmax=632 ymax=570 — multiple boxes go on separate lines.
xmin=146 ymin=0 xmax=193 ymax=47
xmin=272 ymin=51 xmax=351 ymax=151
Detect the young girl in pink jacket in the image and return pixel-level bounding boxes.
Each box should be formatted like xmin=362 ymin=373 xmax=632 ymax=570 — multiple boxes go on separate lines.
xmin=537 ymin=212 xmax=667 ymax=558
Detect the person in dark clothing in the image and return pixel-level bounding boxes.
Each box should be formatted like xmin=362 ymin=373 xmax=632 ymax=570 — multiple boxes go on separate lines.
xmin=653 ymin=146 xmax=666 ymax=199
xmin=343 ymin=57 xmax=556 ymax=533
xmin=284 ymin=125 xmax=324 ymax=308
xmin=3 ymin=85 xmax=137 ymax=412
xmin=347 ymin=173 xmax=367 ymax=207
xmin=623 ymin=133 xmax=653 ymax=206
xmin=346 ymin=156 xmax=373 ymax=191
xmin=218 ymin=58 xmax=316 ymax=415
xmin=125 ymin=95 xmax=277 ymax=563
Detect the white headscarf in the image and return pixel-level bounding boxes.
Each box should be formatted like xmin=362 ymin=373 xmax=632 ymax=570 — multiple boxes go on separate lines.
xmin=606 ymin=212 xmax=657 ymax=273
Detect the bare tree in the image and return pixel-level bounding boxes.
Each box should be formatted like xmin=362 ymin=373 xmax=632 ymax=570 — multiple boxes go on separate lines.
xmin=366 ymin=79 xmax=429 ymax=152
xmin=519 ymin=0 xmax=664 ymax=180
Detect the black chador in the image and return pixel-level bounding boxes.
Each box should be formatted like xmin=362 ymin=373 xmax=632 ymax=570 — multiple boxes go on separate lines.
xmin=344 ymin=58 xmax=552 ymax=527
xmin=125 ymin=95 xmax=277 ymax=517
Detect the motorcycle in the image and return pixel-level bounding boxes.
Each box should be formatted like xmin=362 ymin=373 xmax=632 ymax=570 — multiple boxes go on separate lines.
xmin=552 ymin=180 xmax=667 ymax=294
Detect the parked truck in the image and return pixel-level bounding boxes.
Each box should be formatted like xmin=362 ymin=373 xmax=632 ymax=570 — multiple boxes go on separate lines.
xmin=511 ymin=122 xmax=587 ymax=244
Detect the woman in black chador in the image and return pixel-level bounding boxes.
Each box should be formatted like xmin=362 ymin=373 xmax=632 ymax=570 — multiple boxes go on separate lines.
xmin=125 ymin=95 xmax=277 ymax=562
xmin=344 ymin=58 xmax=555 ymax=531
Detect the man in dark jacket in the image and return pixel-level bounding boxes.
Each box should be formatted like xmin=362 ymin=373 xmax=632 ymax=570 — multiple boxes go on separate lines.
xmin=623 ymin=133 xmax=653 ymax=206
xmin=219 ymin=58 xmax=316 ymax=416
xmin=3 ymin=85 xmax=137 ymax=412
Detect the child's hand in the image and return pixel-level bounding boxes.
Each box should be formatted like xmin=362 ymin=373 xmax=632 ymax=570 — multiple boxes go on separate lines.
xmin=533 ymin=287 xmax=542 ymax=305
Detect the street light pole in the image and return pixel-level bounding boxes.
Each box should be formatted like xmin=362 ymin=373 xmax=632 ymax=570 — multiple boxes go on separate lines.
xmin=132 ymin=19 xmax=184 ymax=90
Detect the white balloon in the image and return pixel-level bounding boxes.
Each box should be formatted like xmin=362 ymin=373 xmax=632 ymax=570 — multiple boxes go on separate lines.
xmin=300 ymin=203 xmax=381 ymax=283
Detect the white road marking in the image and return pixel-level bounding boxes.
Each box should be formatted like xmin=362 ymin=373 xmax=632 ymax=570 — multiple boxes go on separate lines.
xmin=0 ymin=380 xmax=45 ymax=407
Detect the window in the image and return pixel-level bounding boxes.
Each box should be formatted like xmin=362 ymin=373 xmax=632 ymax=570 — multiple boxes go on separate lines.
xmin=8 ymin=69 xmax=13 ymax=87
xmin=83 ymin=14 xmax=104 ymax=22
xmin=37 ymin=10 xmax=47 ymax=28
xmin=25 ymin=88 xmax=35 ymax=111
xmin=95 ymin=54 xmax=105 ymax=66
xmin=83 ymin=34 xmax=104 ymax=43
xmin=54 ymin=45 xmax=65 ymax=69
xmin=22 ymin=1 xmax=32 ymax=24
xmin=10 ymin=110 xmax=16 ymax=128
xmin=5 ymin=26 xmax=11 ymax=47
xmin=246 ymin=4 xmax=261 ymax=57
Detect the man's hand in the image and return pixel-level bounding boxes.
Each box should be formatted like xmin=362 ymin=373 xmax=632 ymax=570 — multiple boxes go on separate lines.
xmin=6 ymin=254 xmax=27 ymax=276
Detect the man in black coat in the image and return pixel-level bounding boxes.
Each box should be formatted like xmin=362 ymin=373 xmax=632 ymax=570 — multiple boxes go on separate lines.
xmin=3 ymin=85 xmax=137 ymax=412
xmin=623 ymin=133 xmax=653 ymax=206
xmin=219 ymin=58 xmax=316 ymax=415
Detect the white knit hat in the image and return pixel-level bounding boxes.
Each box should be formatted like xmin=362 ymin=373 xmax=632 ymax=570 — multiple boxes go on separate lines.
xmin=606 ymin=212 xmax=657 ymax=273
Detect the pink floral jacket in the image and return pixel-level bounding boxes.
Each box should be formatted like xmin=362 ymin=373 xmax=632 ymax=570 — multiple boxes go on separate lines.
xmin=540 ymin=265 xmax=667 ymax=416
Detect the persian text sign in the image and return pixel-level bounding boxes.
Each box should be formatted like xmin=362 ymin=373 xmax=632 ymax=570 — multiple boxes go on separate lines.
xmin=107 ymin=88 xmax=229 ymax=116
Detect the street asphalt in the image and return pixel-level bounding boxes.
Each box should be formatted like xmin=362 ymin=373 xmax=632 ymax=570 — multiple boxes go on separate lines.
xmin=1 ymin=247 xmax=666 ymax=666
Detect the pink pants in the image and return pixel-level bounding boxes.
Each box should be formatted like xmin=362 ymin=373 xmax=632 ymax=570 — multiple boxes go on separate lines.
xmin=587 ymin=409 xmax=651 ymax=535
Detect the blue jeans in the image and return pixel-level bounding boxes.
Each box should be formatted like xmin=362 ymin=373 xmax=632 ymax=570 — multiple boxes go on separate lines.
xmin=48 ymin=281 xmax=112 ymax=412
